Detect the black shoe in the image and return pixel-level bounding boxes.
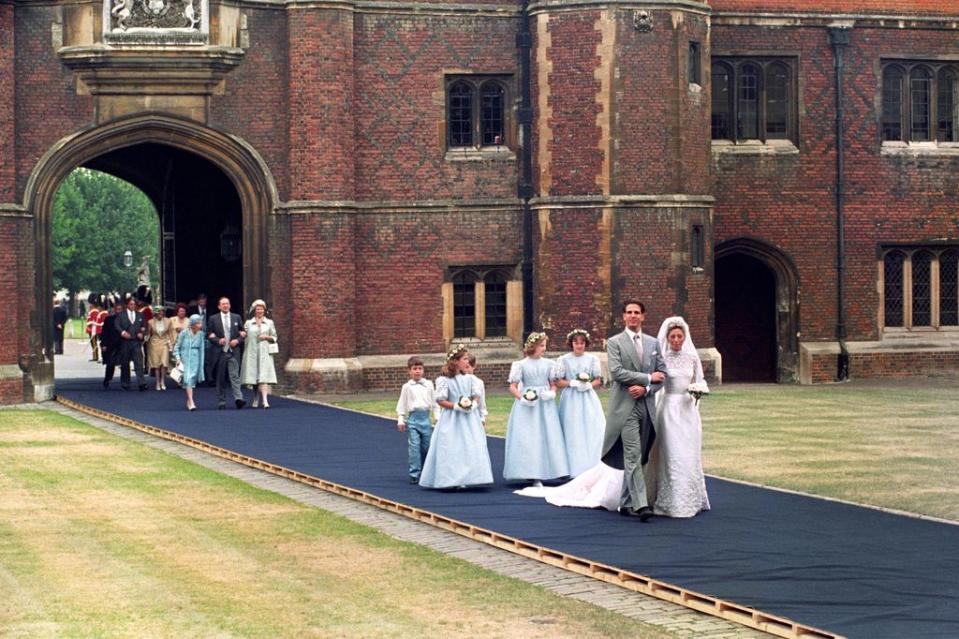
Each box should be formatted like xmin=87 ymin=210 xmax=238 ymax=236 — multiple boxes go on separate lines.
xmin=235 ymin=399 xmax=246 ymax=409
xmin=102 ymin=380 xmax=109 ymax=389
xmin=138 ymin=384 xmax=148 ymax=391
xmin=218 ymin=404 xmax=226 ymax=410
xmin=620 ymin=507 xmax=654 ymax=522
xmin=409 ymin=477 xmax=419 ymax=484
xmin=121 ymin=385 xmax=131 ymax=391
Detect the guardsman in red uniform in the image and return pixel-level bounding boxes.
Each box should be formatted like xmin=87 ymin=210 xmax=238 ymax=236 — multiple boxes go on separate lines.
xmin=85 ymin=298 xmax=101 ymax=361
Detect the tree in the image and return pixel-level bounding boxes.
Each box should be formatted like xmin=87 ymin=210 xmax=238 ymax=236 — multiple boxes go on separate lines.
xmin=52 ymin=168 xmax=159 ymax=302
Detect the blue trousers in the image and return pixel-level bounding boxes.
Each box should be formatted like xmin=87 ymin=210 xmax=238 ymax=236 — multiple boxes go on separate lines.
xmin=407 ymin=411 xmax=432 ymax=479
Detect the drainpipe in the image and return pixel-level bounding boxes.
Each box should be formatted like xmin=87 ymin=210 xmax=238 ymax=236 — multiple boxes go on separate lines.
xmin=518 ymin=0 xmax=535 ymax=336
xmin=829 ymin=25 xmax=851 ymax=381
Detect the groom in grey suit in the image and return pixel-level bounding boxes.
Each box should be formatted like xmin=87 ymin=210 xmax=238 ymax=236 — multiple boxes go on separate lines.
xmin=602 ymin=300 xmax=667 ymax=521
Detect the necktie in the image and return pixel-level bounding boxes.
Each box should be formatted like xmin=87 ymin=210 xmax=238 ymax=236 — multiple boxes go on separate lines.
xmin=633 ymin=333 xmax=644 ymax=363
xmin=222 ymin=315 xmax=230 ymax=351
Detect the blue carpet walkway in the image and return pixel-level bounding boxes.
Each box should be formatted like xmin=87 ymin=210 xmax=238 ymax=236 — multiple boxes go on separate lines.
xmin=56 ymin=379 xmax=959 ymax=639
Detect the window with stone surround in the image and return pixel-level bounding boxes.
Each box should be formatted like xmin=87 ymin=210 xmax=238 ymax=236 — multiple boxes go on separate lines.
xmin=443 ymin=265 xmax=522 ymax=344
xmin=445 ymin=76 xmax=511 ymax=151
xmin=880 ymin=246 xmax=959 ymax=330
xmin=881 ymin=61 xmax=959 ymax=144
xmin=710 ymin=57 xmax=797 ymax=144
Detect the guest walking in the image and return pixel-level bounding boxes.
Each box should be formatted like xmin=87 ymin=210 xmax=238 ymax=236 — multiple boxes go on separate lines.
xmin=240 ymin=299 xmax=278 ymax=408
xmin=116 ymin=297 xmax=147 ymax=391
xmin=173 ymin=314 xmax=206 ymax=411
xmin=52 ymin=297 xmax=67 ymax=355
xmin=100 ymin=300 xmax=124 ymax=389
xmin=207 ymin=296 xmax=246 ymax=409
xmin=170 ymin=303 xmax=189 ymax=336
xmin=146 ymin=306 xmax=175 ymax=390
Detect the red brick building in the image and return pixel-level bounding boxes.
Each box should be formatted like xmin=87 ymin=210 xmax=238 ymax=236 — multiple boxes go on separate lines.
xmin=1 ymin=0 xmax=957 ymax=402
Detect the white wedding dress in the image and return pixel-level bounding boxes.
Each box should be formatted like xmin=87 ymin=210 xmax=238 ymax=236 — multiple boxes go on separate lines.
xmin=514 ymin=462 xmax=623 ymax=511
xmin=650 ymin=347 xmax=711 ymax=518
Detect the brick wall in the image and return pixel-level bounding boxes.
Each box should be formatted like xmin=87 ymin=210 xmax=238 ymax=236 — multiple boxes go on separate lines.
xmin=0 ymin=3 xmax=14 ymax=202
xmin=711 ymin=0 xmax=958 ymax=14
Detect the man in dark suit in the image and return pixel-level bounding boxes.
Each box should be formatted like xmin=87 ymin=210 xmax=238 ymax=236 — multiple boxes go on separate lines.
xmin=100 ymin=300 xmax=124 ymax=389
xmin=52 ymin=297 xmax=67 ymax=355
xmin=115 ymin=297 xmax=147 ymax=390
xmin=207 ymin=296 xmax=246 ymax=409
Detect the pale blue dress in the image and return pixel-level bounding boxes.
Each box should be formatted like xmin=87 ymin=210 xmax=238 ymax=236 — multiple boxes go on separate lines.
xmin=419 ymin=374 xmax=494 ymax=489
xmin=554 ymin=353 xmax=606 ymax=477
xmin=173 ymin=328 xmax=206 ymax=389
xmin=503 ymin=357 xmax=570 ymax=481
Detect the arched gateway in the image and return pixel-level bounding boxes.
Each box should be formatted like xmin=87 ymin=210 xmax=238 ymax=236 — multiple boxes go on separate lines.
xmin=24 ymin=114 xmax=277 ymax=400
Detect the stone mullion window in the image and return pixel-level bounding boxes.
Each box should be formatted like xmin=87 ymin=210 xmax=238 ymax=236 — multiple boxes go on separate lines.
xmin=882 ymin=248 xmax=959 ymax=331
xmin=444 ymin=266 xmax=523 ymax=346
xmin=711 ymin=57 xmax=797 ymax=144
xmin=881 ymin=61 xmax=959 ymax=143
xmin=446 ymin=76 xmax=511 ymax=150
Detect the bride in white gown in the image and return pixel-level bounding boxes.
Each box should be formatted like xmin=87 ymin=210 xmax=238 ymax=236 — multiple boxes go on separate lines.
xmin=516 ymin=316 xmax=710 ymax=518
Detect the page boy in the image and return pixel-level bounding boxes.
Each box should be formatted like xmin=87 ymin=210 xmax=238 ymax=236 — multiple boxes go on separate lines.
xmin=395 ymin=357 xmax=435 ymax=484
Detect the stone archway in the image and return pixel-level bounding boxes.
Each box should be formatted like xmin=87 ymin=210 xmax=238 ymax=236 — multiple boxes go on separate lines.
xmin=715 ymin=238 xmax=800 ymax=383
xmin=25 ymin=113 xmax=278 ymax=400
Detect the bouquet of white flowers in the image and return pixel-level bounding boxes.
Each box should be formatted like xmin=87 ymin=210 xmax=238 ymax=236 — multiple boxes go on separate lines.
xmin=576 ymin=371 xmax=592 ymax=383
xmin=522 ymin=388 xmax=538 ymax=403
xmin=457 ymin=396 xmax=474 ymax=410
xmin=687 ymin=382 xmax=710 ymax=406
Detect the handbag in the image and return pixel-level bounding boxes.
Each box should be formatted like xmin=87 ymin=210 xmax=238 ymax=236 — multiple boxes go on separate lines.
xmin=267 ymin=341 xmax=279 ymax=354
xmin=169 ymin=362 xmax=184 ymax=384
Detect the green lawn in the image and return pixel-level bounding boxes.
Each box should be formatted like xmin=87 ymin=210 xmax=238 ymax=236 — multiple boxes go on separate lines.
xmin=330 ymin=380 xmax=959 ymax=521
xmin=0 ymin=410 xmax=668 ymax=639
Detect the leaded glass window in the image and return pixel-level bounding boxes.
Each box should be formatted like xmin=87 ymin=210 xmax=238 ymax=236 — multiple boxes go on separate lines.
xmin=884 ymin=251 xmax=905 ymax=328
xmin=912 ymin=250 xmax=932 ymax=326
xmin=937 ymin=69 xmax=958 ymax=142
xmin=452 ymin=271 xmax=476 ymax=337
xmin=882 ymin=66 xmax=904 ymax=141
xmin=484 ymin=271 xmax=508 ymax=338
xmin=910 ymin=67 xmax=932 ymax=142
xmin=448 ymin=82 xmax=473 ymax=148
xmin=711 ymin=57 xmax=796 ymax=143
xmin=941 ymin=250 xmax=959 ymax=326
xmin=446 ymin=76 xmax=511 ymax=150
xmin=881 ymin=61 xmax=959 ymax=143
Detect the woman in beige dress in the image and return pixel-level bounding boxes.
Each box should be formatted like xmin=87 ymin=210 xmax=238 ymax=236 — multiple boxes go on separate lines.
xmin=146 ymin=306 xmax=175 ymax=390
xmin=170 ymin=303 xmax=189 ymax=336
xmin=240 ymin=299 xmax=278 ymax=408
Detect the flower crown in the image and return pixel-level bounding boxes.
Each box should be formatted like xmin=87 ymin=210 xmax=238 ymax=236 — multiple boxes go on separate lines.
xmin=566 ymin=328 xmax=591 ymax=342
xmin=524 ymin=331 xmax=548 ymax=349
xmin=446 ymin=343 xmax=469 ymax=361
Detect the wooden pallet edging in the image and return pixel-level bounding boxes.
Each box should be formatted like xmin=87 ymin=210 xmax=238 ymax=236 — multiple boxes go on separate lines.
xmin=54 ymin=396 xmax=844 ymax=639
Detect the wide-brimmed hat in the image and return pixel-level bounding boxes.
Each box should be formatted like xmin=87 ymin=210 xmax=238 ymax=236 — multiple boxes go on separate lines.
xmin=249 ymin=299 xmax=267 ymax=314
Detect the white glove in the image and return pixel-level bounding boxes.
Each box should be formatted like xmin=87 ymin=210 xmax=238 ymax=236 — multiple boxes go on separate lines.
xmin=575 ymin=380 xmax=591 ymax=392
xmin=453 ymin=403 xmax=471 ymax=413
xmin=519 ymin=398 xmax=536 ymax=407
xmin=540 ymin=389 xmax=556 ymax=401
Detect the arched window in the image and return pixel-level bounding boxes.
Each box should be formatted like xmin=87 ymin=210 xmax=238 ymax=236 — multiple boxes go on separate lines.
xmin=448 ymin=82 xmax=474 ymax=148
xmin=881 ymin=65 xmax=904 ymax=141
xmin=939 ymin=249 xmax=959 ymax=326
xmin=711 ymin=63 xmax=732 ymax=140
xmin=737 ymin=63 xmax=761 ymax=141
xmin=941 ymin=250 xmax=959 ymax=326
xmin=765 ymin=62 xmax=790 ymax=139
xmin=446 ymin=76 xmax=512 ymax=151
xmin=910 ymin=67 xmax=932 ymax=141
xmin=937 ymin=68 xmax=958 ymax=142
xmin=712 ymin=58 xmax=795 ymax=143
xmin=480 ymin=82 xmax=505 ymax=146
xmin=912 ymin=250 xmax=933 ymax=325
xmin=484 ymin=270 xmax=508 ymax=337
xmin=884 ymin=251 xmax=905 ymax=327
xmin=452 ymin=270 xmax=477 ymax=337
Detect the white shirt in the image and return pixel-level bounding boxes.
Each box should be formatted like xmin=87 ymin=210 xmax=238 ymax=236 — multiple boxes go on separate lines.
xmin=396 ymin=378 xmax=435 ymax=425
xmin=127 ymin=310 xmax=136 ymax=324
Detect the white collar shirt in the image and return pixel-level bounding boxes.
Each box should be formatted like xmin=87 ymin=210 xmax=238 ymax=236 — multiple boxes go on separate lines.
xmin=396 ymin=378 xmax=435 ymax=424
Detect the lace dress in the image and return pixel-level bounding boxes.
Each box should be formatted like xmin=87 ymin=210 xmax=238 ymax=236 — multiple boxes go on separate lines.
xmin=651 ymin=349 xmax=711 ymax=518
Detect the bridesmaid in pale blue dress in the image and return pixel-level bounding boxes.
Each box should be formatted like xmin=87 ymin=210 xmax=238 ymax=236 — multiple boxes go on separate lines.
xmin=553 ymin=329 xmax=605 ymax=477
xmin=503 ymin=332 xmax=570 ymax=485
xmin=419 ymin=345 xmax=494 ymax=489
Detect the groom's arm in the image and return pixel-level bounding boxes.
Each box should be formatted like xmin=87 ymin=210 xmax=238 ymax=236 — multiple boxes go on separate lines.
xmin=648 ymin=342 xmax=667 ymax=394
xmin=607 ymin=337 xmax=651 ymax=386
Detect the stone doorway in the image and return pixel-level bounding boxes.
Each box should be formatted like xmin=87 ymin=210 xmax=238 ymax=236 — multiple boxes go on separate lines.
xmin=714 ymin=239 xmax=800 ymax=383
xmin=26 ymin=114 xmax=276 ymax=400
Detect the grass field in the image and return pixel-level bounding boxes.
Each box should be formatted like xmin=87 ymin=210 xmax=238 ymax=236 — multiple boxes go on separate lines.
xmin=0 ymin=410 xmax=668 ymax=639
xmin=329 ymin=379 xmax=959 ymax=521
